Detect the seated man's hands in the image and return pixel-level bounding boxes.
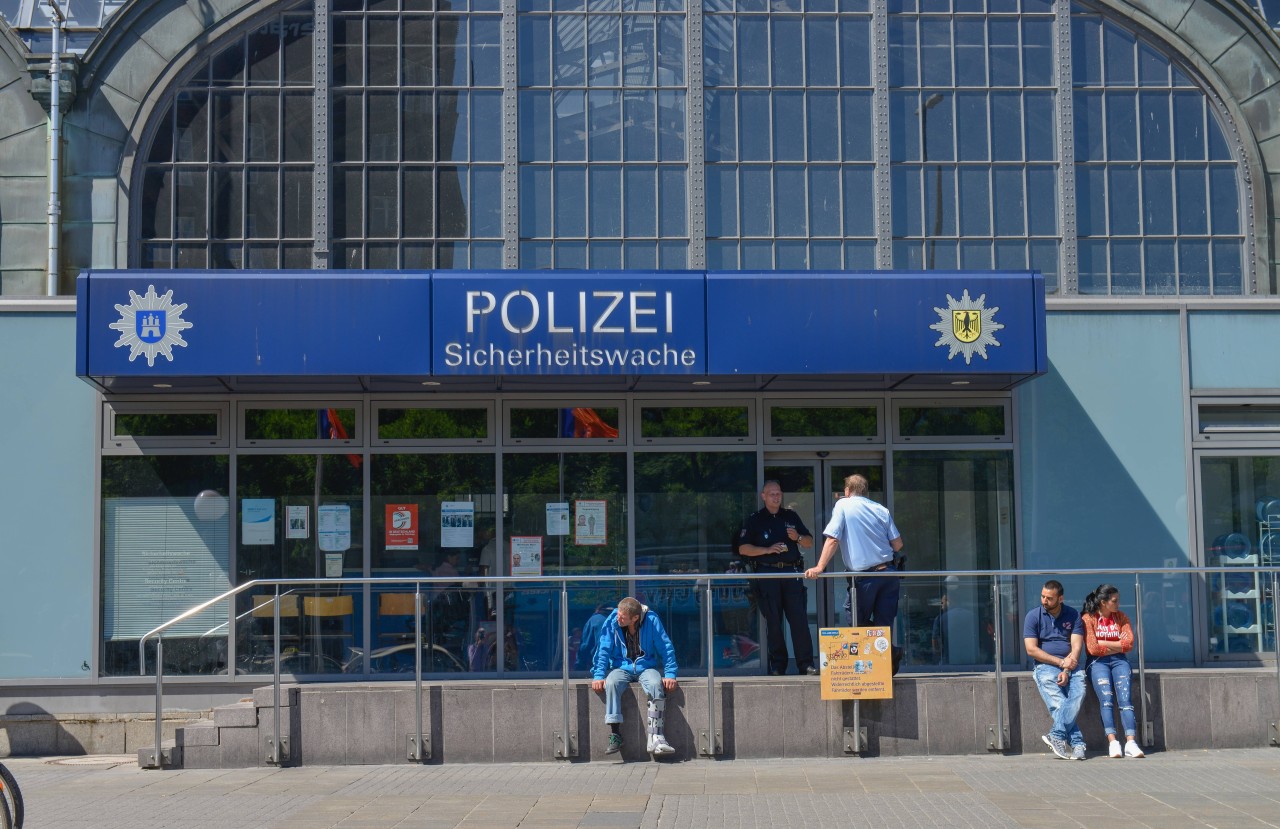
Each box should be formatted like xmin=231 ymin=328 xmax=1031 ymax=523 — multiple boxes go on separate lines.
xmin=662 ymin=677 xmax=678 ymax=692
xmin=591 ymin=679 xmax=605 ymax=692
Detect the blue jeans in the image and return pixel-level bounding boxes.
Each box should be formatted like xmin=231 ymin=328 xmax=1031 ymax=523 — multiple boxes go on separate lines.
xmin=1088 ymin=654 xmax=1137 ymax=738
xmin=1033 ymin=662 xmax=1086 ymax=746
xmin=844 ymin=565 xmax=901 ymax=627
xmin=603 ymin=667 xmax=664 ymax=724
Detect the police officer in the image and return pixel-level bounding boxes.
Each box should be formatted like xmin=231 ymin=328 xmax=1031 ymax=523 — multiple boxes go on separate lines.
xmin=734 ymin=480 xmax=818 ymax=675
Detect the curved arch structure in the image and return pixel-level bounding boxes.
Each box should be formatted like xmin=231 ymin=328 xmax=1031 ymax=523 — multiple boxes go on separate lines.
xmin=0 ymin=0 xmax=1276 ymax=290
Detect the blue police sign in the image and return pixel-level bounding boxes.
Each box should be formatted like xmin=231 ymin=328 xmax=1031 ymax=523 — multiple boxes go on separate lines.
xmin=77 ymin=269 xmax=1045 ymax=386
xmin=431 ymin=271 xmax=707 ymax=375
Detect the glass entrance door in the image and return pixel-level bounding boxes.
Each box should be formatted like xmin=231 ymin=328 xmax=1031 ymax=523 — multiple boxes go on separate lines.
xmin=764 ymin=459 xmax=884 ymax=661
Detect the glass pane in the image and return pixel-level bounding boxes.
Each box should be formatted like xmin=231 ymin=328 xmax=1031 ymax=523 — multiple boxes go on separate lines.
xmin=244 ymin=408 xmax=359 ymax=441
xmin=369 ymin=453 xmax=496 ymax=673
xmin=640 ymin=406 xmax=749 ymax=438
xmin=510 ymin=407 xmax=621 ymax=439
xmin=378 ymin=408 xmax=489 ymax=440
xmin=1200 ymin=455 xmax=1280 ymax=657
xmin=114 ymin=412 xmax=219 ymax=438
xmin=769 ymin=406 xmax=877 ymax=438
xmin=634 ymin=452 xmax=756 ymax=674
xmin=898 ymin=405 xmax=1005 ymax=437
xmin=101 ymin=456 xmax=230 ymax=677
xmin=892 ymin=450 xmax=1016 ymax=667
xmin=235 ymin=454 xmax=364 ymax=675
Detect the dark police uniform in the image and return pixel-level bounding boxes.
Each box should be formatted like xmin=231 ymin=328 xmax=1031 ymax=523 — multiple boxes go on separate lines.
xmin=733 ymin=506 xmax=816 ymax=675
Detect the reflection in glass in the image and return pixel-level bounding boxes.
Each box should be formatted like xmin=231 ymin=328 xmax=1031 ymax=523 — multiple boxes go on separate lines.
xmin=377 ymin=408 xmax=489 ymax=440
xmin=640 ymin=406 xmax=748 ymax=439
xmin=113 ymin=412 xmax=220 ymax=438
xmin=244 ymin=408 xmax=358 ymax=441
xmin=634 ymin=452 xmax=756 ymax=674
xmin=236 ymin=453 xmax=364 ymax=674
xmin=101 ymin=456 xmax=230 ymax=677
xmin=1200 ymin=455 xmax=1280 ymax=658
xmin=502 ymin=453 xmax=627 ymax=673
xmin=898 ymin=405 xmax=1005 ymax=438
xmin=769 ymin=406 xmax=877 ymax=439
xmin=893 ymin=450 xmax=1016 ymax=667
xmin=510 ymin=407 xmax=621 ymax=440
xmin=369 ymin=453 xmax=496 ymax=674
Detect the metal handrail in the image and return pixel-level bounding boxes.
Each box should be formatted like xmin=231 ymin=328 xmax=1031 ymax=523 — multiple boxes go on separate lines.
xmin=137 ymin=565 xmax=1280 ymax=768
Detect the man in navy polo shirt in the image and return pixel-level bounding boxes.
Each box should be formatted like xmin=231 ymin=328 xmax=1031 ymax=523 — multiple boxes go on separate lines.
xmin=1023 ymin=579 xmax=1087 ymax=760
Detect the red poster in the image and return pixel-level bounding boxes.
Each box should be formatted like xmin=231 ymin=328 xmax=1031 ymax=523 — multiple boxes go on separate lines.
xmin=385 ymin=503 xmax=419 ymax=550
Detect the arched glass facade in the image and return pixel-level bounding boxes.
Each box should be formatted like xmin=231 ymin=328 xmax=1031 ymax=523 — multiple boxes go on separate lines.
xmin=135 ymin=0 xmax=1247 ymax=294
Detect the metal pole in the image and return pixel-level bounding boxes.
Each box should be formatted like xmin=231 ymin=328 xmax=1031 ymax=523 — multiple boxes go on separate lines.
xmin=45 ymin=0 xmax=64 ymax=296
xmin=851 ymin=578 xmax=860 ymax=752
xmin=705 ymin=578 xmax=716 ymax=755
xmin=561 ymin=580 xmax=571 ymax=758
xmin=1273 ymin=571 xmax=1279 ymax=746
xmin=272 ymin=587 xmax=282 ymax=765
xmin=1134 ymin=574 xmax=1149 ymax=746
xmin=991 ymin=577 xmax=1006 ymax=750
xmin=415 ymin=585 xmax=424 ymax=761
xmin=152 ymin=635 xmax=163 ymax=768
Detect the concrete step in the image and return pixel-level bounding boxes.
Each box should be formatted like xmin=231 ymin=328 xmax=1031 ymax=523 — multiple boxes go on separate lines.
xmin=213 ymin=702 xmax=258 ymax=729
xmin=175 ymin=720 xmax=218 ymax=747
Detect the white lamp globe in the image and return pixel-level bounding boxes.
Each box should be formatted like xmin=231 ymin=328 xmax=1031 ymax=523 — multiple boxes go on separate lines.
xmin=194 ymin=489 xmax=229 ymax=522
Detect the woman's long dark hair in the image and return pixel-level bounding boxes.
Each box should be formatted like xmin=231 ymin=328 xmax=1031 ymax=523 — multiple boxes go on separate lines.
xmin=1083 ymin=583 xmax=1120 ymax=616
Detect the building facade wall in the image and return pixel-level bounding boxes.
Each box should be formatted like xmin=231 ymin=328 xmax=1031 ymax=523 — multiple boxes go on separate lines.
xmin=0 ymin=309 xmax=98 ymax=680
xmin=0 ymin=0 xmax=1278 ymax=691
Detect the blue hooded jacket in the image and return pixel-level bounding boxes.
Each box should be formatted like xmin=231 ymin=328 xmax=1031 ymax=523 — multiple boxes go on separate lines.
xmin=591 ymin=604 xmax=678 ymax=680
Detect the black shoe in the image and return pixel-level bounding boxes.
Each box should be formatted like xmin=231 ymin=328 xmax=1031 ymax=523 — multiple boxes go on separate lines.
xmin=768 ymin=669 xmax=783 ymax=676
xmin=803 ymin=666 xmax=820 ymax=676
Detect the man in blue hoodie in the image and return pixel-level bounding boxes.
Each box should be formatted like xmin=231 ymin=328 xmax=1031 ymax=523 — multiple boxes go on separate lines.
xmin=591 ymin=596 xmax=679 ymax=756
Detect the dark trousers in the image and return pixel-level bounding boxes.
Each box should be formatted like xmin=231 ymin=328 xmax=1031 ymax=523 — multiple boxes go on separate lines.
xmin=845 ymin=565 xmax=901 ymax=628
xmin=755 ymin=576 xmax=814 ymax=673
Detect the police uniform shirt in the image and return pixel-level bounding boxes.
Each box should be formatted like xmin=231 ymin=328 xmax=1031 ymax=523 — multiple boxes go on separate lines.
xmin=735 ymin=508 xmax=810 ymax=566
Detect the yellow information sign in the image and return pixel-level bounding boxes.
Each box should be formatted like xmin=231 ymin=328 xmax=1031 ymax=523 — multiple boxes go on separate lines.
xmin=818 ymin=627 xmax=894 ymax=700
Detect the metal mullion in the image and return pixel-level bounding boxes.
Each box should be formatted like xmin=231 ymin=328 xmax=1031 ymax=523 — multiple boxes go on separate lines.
xmin=1136 ymin=157 xmax=1147 ymax=293
xmin=1053 ymin=0 xmax=1076 ymax=292
xmin=685 ymin=0 xmax=704 ymax=266
xmin=872 ymin=0 xmax=891 ymax=267
xmin=313 ymin=0 xmax=331 ymax=268
xmin=502 ymin=0 xmax=519 ymax=267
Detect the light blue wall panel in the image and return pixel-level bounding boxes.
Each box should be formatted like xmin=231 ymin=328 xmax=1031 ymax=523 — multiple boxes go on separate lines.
xmin=1188 ymin=311 xmax=1280 ymax=390
xmin=0 ymin=313 xmax=97 ymax=679
xmin=1017 ymin=311 xmax=1190 ymax=661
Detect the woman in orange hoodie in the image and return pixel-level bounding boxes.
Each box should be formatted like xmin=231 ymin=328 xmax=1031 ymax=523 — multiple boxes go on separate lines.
xmin=1082 ymin=584 xmax=1145 ymax=758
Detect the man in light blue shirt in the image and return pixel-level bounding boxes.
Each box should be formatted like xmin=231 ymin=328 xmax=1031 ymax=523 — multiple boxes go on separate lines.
xmin=805 ymin=474 xmax=904 ymax=630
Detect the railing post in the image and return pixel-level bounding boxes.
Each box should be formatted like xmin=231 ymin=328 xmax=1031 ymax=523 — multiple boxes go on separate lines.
xmin=1134 ymin=574 xmax=1152 ymax=746
xmin=1272 ymin=571 xmax=1279 ymax=747
xmin=989 ymin=577 xmax=1007 ymax=751
xmin=555 ymin=579 xmax=576 ymax=758
xmin=150 ymin=635 xmax=164 ymax=768
xmin=270 ymin=587 xmax=284 ymax=764
xmin=848 ymin=577 xmax=864 ymax=754
xmin=409 ymin=584 xmax=427 ymax=761
xmin=700 ymin=578 xmax=720 ymax=756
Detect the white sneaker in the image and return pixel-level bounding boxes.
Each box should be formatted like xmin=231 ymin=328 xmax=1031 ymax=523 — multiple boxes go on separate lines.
xmin=1124 ymin=740 xmax=1145 ymax=758
xmin=1108 ymin=740 xmax=1123 ymax=758
xmin=650 ymin=734 xmax=676 ymax=756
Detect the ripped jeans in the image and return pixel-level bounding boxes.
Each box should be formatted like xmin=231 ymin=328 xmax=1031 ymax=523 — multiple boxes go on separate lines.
xmin=1088 ymin=654 xmax=1137 ymax=739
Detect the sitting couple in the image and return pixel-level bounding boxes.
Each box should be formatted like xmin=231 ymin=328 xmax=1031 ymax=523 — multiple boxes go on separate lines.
xmin=1024 ymin=580 xmax=1146 ymax=760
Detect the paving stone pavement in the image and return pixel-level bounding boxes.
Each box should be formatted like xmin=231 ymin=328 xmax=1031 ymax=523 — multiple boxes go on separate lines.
xmin=4 ymin=748 xmax=1280 ymax=828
